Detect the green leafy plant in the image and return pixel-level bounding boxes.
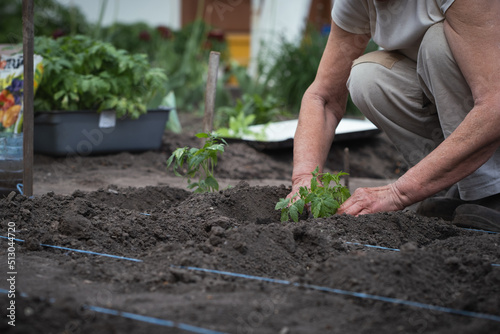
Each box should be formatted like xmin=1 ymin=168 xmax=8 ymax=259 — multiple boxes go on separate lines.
xmin=261 ymin=26 xmax=379 ymax=116
xmin=276 ymin=167 xmax=350 ymax=222
xmin=0 ymin=0 xmax=89 ymax=43
xmin=167 ymin=132 xmax=227 ymax=193
xmin=216 ymin=111 xmax=267 ymax=141
xmin=34 ymin=35 xmax=167 ymax=118
xmin=102 ymin=18 xmax=230 ymax=114
xmin=216 ymin=93 xmax=285 ymax=129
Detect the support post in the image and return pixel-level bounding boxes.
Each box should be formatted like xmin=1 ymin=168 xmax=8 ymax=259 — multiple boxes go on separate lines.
xmin=202 ymin=51 xmax=220 ymax=135
xmin=344 ymin=147 xmax=350 ymax=191
xmin=22 ymin=0 xmax=34 ymax=196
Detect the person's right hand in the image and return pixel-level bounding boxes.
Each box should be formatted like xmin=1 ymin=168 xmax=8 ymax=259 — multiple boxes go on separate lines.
xmin=286 ymin=174 xmax=311 ymax=203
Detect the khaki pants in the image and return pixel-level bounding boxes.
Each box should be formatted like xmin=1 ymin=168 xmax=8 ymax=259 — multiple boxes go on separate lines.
xmin=347 ymin=22 xmax=500 ymax=201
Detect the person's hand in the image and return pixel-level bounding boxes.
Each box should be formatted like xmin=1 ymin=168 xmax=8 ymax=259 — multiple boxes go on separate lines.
xmin=286 ymin=175 xmax=311 ymax=203
xmin=337 ymin=183 xmax=406 ymax=216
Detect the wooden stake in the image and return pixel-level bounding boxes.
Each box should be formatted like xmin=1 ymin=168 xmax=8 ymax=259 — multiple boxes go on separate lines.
xmin=22 ymin=0 xmax=34 ymax=197
xmin=202 ymin=51 xmax=220 ymax=135
xmin=344 ymin=147 xmax=350 ymax=191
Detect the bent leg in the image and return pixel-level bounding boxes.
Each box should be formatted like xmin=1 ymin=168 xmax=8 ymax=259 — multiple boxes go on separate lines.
xmin=347 ymin=50 xmax=444 ymax=167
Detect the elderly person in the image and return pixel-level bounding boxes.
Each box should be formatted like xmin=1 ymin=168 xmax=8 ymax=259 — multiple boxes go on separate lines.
xmin=288 ymin=0 xmax=500 ymax=230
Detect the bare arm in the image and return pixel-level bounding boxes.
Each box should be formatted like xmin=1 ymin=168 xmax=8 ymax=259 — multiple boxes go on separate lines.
xmin=288 ymin=22 xmax=370 ymax=197
xmin=339 ymin=0 xmax=500 ymax=215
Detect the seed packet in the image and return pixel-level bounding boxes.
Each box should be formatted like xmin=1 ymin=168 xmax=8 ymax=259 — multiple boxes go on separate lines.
xmin=0 ymin=53 xmax=43 ymax=133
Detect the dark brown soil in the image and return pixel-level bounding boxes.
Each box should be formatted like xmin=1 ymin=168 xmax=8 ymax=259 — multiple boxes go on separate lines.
xmin=1 ymin=116 xmax=499 ymax=333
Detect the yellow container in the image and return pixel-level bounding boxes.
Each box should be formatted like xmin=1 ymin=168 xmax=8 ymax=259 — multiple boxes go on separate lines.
xmin=226 ymin=33 xmax=250 ymax=67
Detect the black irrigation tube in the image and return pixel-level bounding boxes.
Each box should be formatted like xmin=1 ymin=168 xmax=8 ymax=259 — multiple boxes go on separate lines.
xmin=0 ymin=289 xmax=228 ymax=334
xmin=2 ymin=235 xmax=500 ymax=324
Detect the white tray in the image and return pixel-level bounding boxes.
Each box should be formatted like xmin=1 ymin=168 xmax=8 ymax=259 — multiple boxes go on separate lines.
xmin=235 ymin=117 xmax=380 ymax=150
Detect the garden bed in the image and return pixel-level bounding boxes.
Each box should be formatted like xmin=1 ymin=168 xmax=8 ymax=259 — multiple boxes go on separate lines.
xmin=1 ymin=123 xmax=499 ymax=333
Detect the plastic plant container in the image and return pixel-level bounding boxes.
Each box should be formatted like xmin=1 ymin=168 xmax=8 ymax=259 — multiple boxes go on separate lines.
xmin=34 ymin=109 xmax=170 ymax=156
xmin=0 ymin=133 xmax=23 ymax=197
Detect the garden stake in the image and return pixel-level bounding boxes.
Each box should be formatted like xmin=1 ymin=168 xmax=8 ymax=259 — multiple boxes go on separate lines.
xmin=344 ymin=147 xmax=350 ymax=190
xmin=22 ymin=0 xmax=34 ymax=196
xmin=202 ymin=51 xmax=220 ymax=135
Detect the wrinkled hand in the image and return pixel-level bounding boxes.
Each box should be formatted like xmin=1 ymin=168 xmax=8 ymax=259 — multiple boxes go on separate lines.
xmin=337 ymin=183 xmax=406 ymax=216
xmin=286 ymin=175 xmax=311 ymax=203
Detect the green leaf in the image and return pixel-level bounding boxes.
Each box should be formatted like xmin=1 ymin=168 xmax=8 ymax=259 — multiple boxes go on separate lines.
xmin=310 ymin=176 xmax=319 ymax=192
xmin=195 ymin=132 xmax=209 ymax=138
xmin=205 ymin=176 xmax=219 ymax=191
xmin=275 ymin=198 xmax=291 ymax=210
xmin=289 ymin=205 xmax=299 ymax=223
xmin=298 ymin=186 xmax=309 ymax=199
xmin=280 ymin=209 xmax=290 ymax=223
xmin=80 ymin=79 xmax=90 ymax=93
xmin=311 ymin=199 xmax=322 ymax=218
xmin=53 ymin=90 xmax=66 ymax=100
xmin=166 ymin=154 xmax=175 ymax=168
xmin=295 ymin=198 xmax=305 ymax=215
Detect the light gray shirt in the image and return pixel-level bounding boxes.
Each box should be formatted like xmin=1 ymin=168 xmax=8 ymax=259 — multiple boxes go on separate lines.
xmin=332 ymin=0 xmax=455 ymax=60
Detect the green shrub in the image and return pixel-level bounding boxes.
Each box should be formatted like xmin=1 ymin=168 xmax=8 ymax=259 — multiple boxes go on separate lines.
xmin=34 ymin=35 xmax=167 ymax=118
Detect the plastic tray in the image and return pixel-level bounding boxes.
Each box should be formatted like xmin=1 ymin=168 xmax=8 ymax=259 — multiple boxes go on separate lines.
xmin=34 ymin=109 xmax=170 ymax=156
xmin=228 ymin=117 xmax=380 ymax=150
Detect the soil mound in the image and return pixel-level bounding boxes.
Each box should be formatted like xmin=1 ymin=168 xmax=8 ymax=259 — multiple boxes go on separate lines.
xmin=1 ymin=184 xmax=499 ymax=333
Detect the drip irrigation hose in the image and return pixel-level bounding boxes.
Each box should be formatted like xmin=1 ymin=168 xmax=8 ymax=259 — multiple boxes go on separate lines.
xmin=2 ymin=237 xmax=500 ymax=324
xmin=0 ymin=236 xmax=143 ymax=262
xmin=0 ymin=289 xmax=228 ymax=334
xmin=460 ymin=227 xmax=499 ymax=234
xmin=86 ymin=305 xmax=229 ymax=334
xmin=344 ymin=242 xmax=400 ymax=251
xmin=2 ymin=235 xmax=498 ymax=268
xmin=171 ymin=265 xmax=500 ymax=323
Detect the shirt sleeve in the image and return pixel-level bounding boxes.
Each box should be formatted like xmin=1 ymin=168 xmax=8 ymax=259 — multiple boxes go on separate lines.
xmin=331 ymin=0 xmax=371 ymax=34
xmin=437 ymin=0 xmax=455 ymax=14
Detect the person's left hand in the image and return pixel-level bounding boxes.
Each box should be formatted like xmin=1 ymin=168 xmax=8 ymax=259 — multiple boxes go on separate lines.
xmin=337 ymin=183 xmax=406 ymax=216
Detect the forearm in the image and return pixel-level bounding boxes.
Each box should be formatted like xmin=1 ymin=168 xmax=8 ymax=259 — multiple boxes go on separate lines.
xmin=394 ymin=101 xmax=500 ymax=206
xmin=289 ymin=22 xmax=369 ymax=189
xmin=292 ymin=91 xmax=343 ymax=183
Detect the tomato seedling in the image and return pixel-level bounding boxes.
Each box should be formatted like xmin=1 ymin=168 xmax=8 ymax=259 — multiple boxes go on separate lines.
xmin=275 ymin=167 xmax=350 ymax=222
xmin=167 ymin=132 xmax=227 ymax=193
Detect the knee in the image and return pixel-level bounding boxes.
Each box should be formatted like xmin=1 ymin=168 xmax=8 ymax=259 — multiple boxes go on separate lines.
xmin=347 ymin=62 xmax=387 ymax=113
xmin=418 ymin=22 xmax=452 ymax=69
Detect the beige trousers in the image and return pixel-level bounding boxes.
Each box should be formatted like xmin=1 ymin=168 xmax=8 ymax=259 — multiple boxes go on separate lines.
xmin=347 ymin=22 xmax=500 ymax=201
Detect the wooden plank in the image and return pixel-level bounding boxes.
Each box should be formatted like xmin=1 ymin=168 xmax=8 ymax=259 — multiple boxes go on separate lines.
xmin=202 ymin=51 xmax=220 ymax=134
xmin=22 ymin=0 xmax=34 ymax=197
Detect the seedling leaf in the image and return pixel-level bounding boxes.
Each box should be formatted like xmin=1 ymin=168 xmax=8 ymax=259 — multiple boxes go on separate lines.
xmin=275 ymin=168 xmax=350 ymax=222
xmin=167 ymin=132 xmax=227 ymax=193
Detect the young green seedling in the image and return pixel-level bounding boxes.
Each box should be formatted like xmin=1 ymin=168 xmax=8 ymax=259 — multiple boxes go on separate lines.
xmin=167 ymin=132 xmax=227 ymax=193
xmin=276 ymin=167 xmax=350 ymax=222
xmin=216 ymin=111 xmax=268 ymax=141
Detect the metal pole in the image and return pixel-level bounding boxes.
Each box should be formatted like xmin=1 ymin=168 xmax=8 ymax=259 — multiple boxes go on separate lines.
xmin=22 ymin=0 xmax=34 ymax=196
xmin=202 ymin=51 xmax=221 ymax=134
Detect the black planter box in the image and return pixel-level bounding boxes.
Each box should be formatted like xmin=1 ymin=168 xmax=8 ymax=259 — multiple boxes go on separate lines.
xmin=34 ymin=109 xmax=170 ymax=156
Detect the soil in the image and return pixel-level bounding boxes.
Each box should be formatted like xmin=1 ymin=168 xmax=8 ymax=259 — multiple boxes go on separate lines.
xmin=1 ymin=114 xmax=499 ymax=333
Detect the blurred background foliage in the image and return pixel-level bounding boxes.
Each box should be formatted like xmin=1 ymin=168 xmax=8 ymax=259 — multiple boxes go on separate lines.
xmin=0 ymin=0 xmax=89 ymax=43
xmin=1 ymin=0 xmax=377 ymax=132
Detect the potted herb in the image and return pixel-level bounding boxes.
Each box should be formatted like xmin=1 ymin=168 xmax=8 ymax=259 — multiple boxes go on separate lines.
xmin=33 ymin=35 xmax=169 ymax=156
